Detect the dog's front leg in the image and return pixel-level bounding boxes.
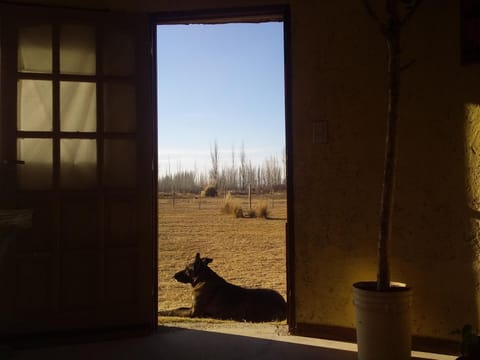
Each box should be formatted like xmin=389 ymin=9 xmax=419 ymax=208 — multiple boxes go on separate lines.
xmin=190 ymin=304 xmax=199 ymax=318
xmin=191 ymin=303 xmax=208 ymax=318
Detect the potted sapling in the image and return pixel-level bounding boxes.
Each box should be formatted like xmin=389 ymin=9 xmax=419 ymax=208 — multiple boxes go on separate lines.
xmin=352 ymin=1 xmax=423 ymax=359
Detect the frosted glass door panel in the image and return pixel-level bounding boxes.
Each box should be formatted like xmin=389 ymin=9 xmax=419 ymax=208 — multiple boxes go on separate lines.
xmin=60 ymin=139 xmax=97 ymax=189
xmin=103 ymin=30 xmax=134 ymax=76
xmin=104 ymin=83 xmax=136 ymax=132
xmin=17 ymin=139 xmax=53 ymax=190
xmin=60 ymin=82 xmax=96 ymax=132
xmin=104 ymin=140 xmax=135 ymax=188
xmin=60 ymin=25 xmax=96 ymax=75
xmin=18 ymin=25 xmax=52 ymax=73
xmin=17 ymin=80 xmax=52 ymax=131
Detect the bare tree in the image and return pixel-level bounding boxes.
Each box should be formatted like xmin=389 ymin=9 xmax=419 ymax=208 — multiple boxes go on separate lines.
xmin=158 ymin=144 xmax=286 ymax=194
xmin=209 ymin=140 xmax=220 ymax=186
xmin=239 ymin=142 xmax=247 ymax=191
xmin=246 ymin=160 xmax=256 ymax=190
xmin=228 ymin=145 xmax=238 ymax=190
xmin=362 ymin=0 xmax=424 ymax=291
xmin=158 ymin=170 xmax=199 ymax=193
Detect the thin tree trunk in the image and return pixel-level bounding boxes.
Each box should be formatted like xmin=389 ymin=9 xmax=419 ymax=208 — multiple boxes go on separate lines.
xmin=361 ymin=0 xmax=423 ymax=291
xmin=377 ymin=2 xmax=401 ymax=291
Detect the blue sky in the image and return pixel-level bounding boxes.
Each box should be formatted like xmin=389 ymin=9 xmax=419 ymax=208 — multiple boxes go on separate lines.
xmin=156 ymin=22 xmax=285 ymax=176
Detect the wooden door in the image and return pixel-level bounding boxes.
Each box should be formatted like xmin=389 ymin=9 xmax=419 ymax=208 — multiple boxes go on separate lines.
xmin=0 ymin=5 xmax=156 ymax=336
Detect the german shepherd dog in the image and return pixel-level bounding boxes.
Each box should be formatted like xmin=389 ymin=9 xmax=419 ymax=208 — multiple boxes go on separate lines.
xmin=159 ymin=253 xmax=286 ymax=322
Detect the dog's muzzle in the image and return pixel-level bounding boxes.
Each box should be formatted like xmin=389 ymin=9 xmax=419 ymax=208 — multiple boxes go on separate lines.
xmin=174 ymin=270 xmax=191 ymax=284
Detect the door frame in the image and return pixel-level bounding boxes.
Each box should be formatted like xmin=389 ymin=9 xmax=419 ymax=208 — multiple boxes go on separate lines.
xmin=152 ymin=4 xmax=296 ymax=332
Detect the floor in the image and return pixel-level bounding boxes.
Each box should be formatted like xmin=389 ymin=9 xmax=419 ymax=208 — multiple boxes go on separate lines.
xmin=5 ymin=321 xmax=457 ymax=360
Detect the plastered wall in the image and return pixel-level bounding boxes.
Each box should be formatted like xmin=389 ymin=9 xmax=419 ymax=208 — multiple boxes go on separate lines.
xmin=289 ymin=0 xmax=386 ymax=329
xmin=393 ymin=3 xmax=480 ymax=339
xmin=9 ymin=0 xmax=480 ymax=342
xmin=291 ymin=0 xmax=480 ymax=341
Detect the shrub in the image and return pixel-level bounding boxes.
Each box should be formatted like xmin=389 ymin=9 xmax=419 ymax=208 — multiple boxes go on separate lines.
xmin=202 ymin=185 xmax=218 ymax=197
xmin=246 ymin=208 xmax=257 ymax=218
xmin=233 ymin=207 xmax=244 ymax=218
xmin=221 ymin=201 xmax=233 ymax=214
xmin=255 ymin=201 xmax=269 ymax=219
xmin=222 ymin=192 xmax=244 ymax=218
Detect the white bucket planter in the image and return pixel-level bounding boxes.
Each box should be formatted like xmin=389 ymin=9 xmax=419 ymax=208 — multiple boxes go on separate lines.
xmin=353 ymin=281 xmax=413 ymax=360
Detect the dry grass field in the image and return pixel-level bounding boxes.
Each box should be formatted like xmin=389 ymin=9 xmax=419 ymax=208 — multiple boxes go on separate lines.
xmin=157 ymin=192 xmax=287 ymax=315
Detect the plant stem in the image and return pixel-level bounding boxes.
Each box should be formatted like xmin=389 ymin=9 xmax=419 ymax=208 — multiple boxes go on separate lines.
xmin=377 ymin=0 xmax=401 ymax=292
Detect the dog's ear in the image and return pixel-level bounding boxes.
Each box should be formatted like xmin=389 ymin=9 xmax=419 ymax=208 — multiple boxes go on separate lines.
xmin=202 ymin=257 xmax=213 ymax=265
xmin=193 ymin=253 xmax=202 ymax=272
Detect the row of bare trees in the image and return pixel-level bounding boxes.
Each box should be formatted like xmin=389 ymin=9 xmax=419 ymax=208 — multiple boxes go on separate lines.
xmin=158 ymin=141 xmax=286 ymax=193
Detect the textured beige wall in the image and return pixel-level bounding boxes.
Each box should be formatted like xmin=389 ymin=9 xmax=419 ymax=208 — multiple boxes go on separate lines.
xmin=7 ymin=0 xmax=480 ymax=342
xmin=392 ymin=3 xmax=480 ymax=339
xmin=289 ymin=0 xmax=385 ymax=327
xmin=291 ymin=0 xmax=480 ymax=341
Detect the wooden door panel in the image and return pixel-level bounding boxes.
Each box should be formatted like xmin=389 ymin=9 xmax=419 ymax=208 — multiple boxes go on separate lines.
xmin=15 ymin=257 xmax=53 ymax=312
xmin=60 ymin=253 xmax=99 ymax=310
xmin=105 ymin=197 xmax=137 ymax=246
xmin=105 ymin=249 xmax=138 ymax=306
xmin=60 ymin=198 xmax=98 ymax=250
xmin=16 ymin=194 xmax=56 ymax=253
xmin=0 ymin=5 xmax=155 ymax=336
xmin=103 ymin=139 xmax=136 ymax=188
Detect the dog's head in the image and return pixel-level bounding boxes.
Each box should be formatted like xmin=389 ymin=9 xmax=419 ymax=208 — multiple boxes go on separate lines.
xmin=174 ymin=253 xmax=213 ymax=285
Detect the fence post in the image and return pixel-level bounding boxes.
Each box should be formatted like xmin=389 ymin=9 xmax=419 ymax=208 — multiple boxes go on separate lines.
xmin=248 ymin=184 xmax=252 ymax=209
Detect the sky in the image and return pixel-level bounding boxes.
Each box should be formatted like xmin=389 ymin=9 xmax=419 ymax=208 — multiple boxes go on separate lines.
xmin=156 ymin=22 xmax=285 ymax=176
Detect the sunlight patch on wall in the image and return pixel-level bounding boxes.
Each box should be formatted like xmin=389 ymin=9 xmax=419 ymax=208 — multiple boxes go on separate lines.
xmin=464 ymin=103 xmax=480 ymax=208
xmin=464 ymin=102 xmax=480 ymax=325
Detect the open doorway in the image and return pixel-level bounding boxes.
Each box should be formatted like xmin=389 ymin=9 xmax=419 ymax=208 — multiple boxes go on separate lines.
xmin=155 ymin=7 xmax=292 ymax=329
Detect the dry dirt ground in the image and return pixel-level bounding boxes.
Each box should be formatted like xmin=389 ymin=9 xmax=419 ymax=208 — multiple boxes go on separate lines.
xmin=157 ymin=192 xmax=287 ymax=318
